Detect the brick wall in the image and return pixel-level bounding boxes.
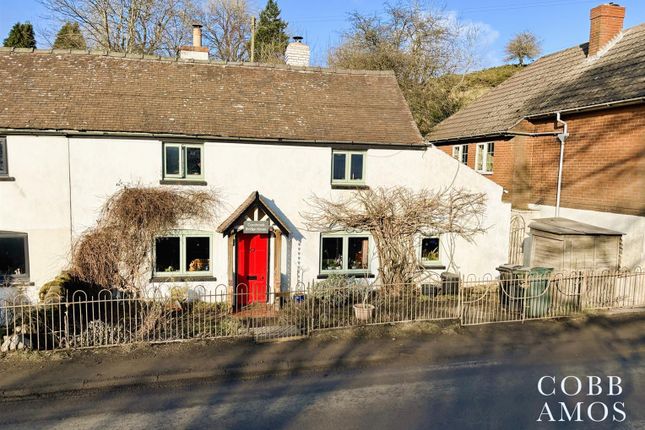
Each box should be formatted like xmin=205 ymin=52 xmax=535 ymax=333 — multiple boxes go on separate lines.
xmin=528 ymin=104 xmax=645 ymax=216
xmin=435 ymin=104 xmax=645 ymax=216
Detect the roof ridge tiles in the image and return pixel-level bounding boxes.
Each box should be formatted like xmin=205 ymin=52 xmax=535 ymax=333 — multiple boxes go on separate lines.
xmin=1 ymin=48 xmax=395 ymax=77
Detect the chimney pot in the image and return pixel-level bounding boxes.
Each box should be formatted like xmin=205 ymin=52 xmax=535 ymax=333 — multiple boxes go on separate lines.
xmin=588 ymin=3 xmax=625 ymax=56
xmin=192 ymin=24 xmax=203 ymax=48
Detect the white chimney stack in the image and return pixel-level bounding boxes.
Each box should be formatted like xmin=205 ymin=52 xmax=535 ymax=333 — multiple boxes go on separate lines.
xmin=179 ymin=24 xmax=209 ymax=61
xmin=285 ymin=36 xmax=310 ymax=67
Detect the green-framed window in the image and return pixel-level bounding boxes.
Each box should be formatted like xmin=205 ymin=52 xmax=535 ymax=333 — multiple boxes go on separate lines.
xmin=154 ymin=231 xmax=212 ymax=276
xmin=0 ymin=137 xmax=8 ymax=176
xmin=0 ymin=231 xmax=29 ymax=281
xmin=331 ymin=150 xmax=366 ymax=185
xmin=320 ymin=233 xmax=371 ymax=274
xmin=420 ymin=236 xmax=442 ymax=267
xmin=163 ymin=143 xmax=204 ymax=180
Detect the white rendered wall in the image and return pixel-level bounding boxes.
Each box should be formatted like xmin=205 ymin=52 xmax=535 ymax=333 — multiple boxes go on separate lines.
xmin=1 ymin=136 xmax=512 ymax=297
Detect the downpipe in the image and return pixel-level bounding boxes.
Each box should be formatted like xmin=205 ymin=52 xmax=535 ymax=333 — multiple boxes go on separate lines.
xmin=555 ymin=112 xmax=569 ymax=217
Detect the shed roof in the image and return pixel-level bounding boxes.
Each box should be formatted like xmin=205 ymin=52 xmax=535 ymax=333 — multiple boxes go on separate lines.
xmin=428 ymin=23 xmax=645 ymax=143
xmin=529 ymin=217 xmax=623 ymax=236
xmin=0 ymin=49 xmax=424 ymax=147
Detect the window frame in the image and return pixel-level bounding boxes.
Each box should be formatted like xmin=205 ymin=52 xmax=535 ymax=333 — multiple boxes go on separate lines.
xmin=0 ymin=231 xmax=29 ymax=282
xmin=153 ymin=230 xmax=213 ymax=277
xmin=475 ymin=142 xmax=494 ymax=174
xmin=0 ymin=137 xmax=8 ymax=176
xmin=331 ymin=150 xmax=366 ymax=185
xmin=319 ymin=232 xmax=371 ymax=275
xmin=162 ymin=142 xmax=205 ymax=181
xmin=419 ymin=235 xmax=443 ymax=268
xmin=452 ymin=144 xmax=468 ymax=165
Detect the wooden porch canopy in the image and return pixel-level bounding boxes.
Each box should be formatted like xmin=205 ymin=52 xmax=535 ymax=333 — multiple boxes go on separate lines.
xmin=217 ymin=191 xmax=291 ymax=236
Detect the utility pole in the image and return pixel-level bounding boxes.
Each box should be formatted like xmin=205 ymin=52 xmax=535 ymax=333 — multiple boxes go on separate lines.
xmin=250 ymin=16 xmax=256 ymax=62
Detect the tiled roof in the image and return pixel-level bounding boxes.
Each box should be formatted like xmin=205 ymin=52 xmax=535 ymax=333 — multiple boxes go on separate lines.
xmin=0 ymin=49 xmax=424 ymax=146
xmin=428 ymin=23 xmax=645 ymax=143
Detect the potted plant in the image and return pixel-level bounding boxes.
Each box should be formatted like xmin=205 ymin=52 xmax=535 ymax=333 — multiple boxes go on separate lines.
xmin=352 ymin=283 xmax=375 ymax=321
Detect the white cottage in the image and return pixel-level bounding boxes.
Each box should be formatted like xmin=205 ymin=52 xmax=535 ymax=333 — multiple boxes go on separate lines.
xmin=0 ymin=46 xmax=510 ymax=301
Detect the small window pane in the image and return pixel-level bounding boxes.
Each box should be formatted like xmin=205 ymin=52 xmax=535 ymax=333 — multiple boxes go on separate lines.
xmin=165 ymin=146 xmax=180 ymax=176
xmin=186 ymin=237 xmax=210 ymax=272
xmin=155 ymin=237 xmax=180 ymax=273
xmin=348 ymin=237 xmax=369 ymax=270
xmin=476 ymin=145 xmax=484 ymax=171
xmin=321 ymin=237 xmax=343 ymax=271
xmin=350 ymin=154 xmax=363 ymax=180
xmin=0 ymin=237 xmax=27 ymax=277
xmin=421 ymin=237 xmax=440 ymax=263
xmin=333 ymin=153 xmax=346 ymax=181
xmin=452 ymin=146 xmax=460 ymax=160
xmin=486 ymin=143 xmax=494 ymax=172
xmin=0 ymin=139 xmax=6 ymax=175
xmin=461 ymin=145 xmax=469 ymax=164
xmin=186 ymin=147 xmax=202 ymax=176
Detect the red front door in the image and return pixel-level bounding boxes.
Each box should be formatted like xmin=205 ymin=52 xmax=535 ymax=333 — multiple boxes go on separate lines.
xmin=236 ymin=233 xmax=269 ymax=308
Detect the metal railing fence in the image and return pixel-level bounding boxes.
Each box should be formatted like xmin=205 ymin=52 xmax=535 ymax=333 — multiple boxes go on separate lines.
xmin=1 ymin=268 xmax=644 ymax=351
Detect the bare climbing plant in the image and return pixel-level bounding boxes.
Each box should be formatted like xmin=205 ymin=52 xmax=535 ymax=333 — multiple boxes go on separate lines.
xmin=71 ymin=185 xmax=221 ymax=293
xmin=302 ymin=186 xmax=487 ymax=288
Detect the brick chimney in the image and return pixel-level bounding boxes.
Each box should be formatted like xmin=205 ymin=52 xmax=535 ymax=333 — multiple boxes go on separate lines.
xmin=285 ymin=36 xmax=310 ymax=67
xmin=588 ymin=3 xmax=625 ymax=56
xmin=179 ymin=24 xmax=209 ymax=61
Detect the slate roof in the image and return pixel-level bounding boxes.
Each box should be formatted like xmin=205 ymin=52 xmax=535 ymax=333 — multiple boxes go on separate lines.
xmin=428 ymin=23 xmax=645 ymax=143
xmin=0 ymin=49 xmax=424 ymax=146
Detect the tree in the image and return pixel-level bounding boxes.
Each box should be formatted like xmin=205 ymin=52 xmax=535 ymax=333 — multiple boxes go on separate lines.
xmin=199 ymin=0 xmax=251 ymax=61
xmin=254 ymin=0 xmax=289 ymax=63
xmin=302 ymin=186 xmax=487 ymax=287
xmin=3 ymin=22 xmax=36 ymax=48
xmin=329 ymin=1 xmax=480 ymax=135
xmin=40 ymin=0 xmax=196 ymax=55
xmin=504 ymin=31 xmax=541 ymax=66
xmin=53 ymin=21 xmax=87 ymax=49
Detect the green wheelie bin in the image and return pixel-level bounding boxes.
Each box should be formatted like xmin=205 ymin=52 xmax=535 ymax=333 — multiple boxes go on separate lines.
xmin=524 ymin=267 xmax=553 ymax=318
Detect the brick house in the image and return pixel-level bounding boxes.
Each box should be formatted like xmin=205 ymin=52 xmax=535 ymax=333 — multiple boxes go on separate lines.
xmin=428 ymin=3 xmax=644 ymax=268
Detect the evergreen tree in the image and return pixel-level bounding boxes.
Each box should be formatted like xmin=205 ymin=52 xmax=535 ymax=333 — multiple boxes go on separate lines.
xmin=53 ymin=21 xmax=87 ymax=50
xmin=3 ymin=22 xmax=36 ymax=49
xmin=254 ymin=0 xmax=288 ymax=63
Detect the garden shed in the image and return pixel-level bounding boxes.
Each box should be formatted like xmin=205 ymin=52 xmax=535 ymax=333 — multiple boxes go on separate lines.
xmin=527 ymin=217 xmax=623 ymax=271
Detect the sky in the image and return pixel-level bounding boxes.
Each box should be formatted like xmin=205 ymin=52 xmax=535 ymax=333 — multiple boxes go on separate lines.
xmin=1 ymin=0 xmax=644 ymax=69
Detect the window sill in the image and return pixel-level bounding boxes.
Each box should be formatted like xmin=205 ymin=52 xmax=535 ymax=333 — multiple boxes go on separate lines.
xmin=160 ymin=179 xmax=208 ymax=186
xmin=421 ymin=264 xmax=446 ymax=270
xmin=151 ymin=275 xmax=217 ymax=283
xmin=317 ymin=273 xmax=375 ymax=279
xmin=0 ymin=280 xmax=34 ymax=287
xmin=0 ymin=176 xmax=16 ymax=182
xmin=476 ymin=171 xmax=493 ymax=176
xmin=331 ymin=183 xmax=369 ymax=190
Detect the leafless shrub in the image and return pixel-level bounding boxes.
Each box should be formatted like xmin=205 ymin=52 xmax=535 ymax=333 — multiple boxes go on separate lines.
xmin=302 ymin=186 xmax=486 ymax=287
xmin=71 ymin=186 xmax=221 ymax=293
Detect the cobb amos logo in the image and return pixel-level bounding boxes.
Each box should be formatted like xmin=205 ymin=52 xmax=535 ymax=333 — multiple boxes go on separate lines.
xmin=537 ymin=376 xmax=626 ymax=423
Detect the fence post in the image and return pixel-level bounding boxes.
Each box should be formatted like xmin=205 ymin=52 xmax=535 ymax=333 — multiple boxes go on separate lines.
xmin=581 ymin=271 xmax=588 ymax=311
xmin=458 ymin=275 xmax=463 ymax=326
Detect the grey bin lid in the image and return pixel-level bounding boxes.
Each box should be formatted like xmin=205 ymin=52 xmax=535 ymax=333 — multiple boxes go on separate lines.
xmin=529 ymin=217 xmax=624 ymax=236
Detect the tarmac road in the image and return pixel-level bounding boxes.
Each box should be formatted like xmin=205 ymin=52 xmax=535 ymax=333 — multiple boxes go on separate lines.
xmin=0 ymin=349 xmax=643 ymax=430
